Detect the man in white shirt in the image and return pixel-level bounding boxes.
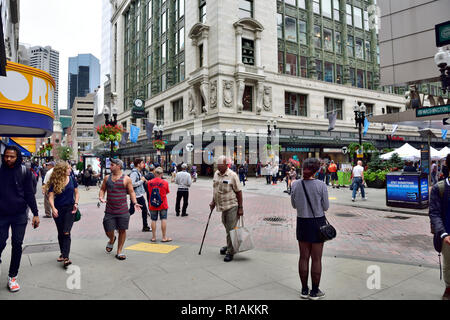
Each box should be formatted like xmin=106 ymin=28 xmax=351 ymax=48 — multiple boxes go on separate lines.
xmin=175 ymin=163 xmax=192 ymax=217
xmin=42 ymin=161 xmax=55 ymax=218
xmin=351 ymin=160 xmax=366 ymax=202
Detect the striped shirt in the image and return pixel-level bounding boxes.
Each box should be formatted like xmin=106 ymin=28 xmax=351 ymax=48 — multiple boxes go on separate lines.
xmin=106 ymin=174 xmax=129 ymax=215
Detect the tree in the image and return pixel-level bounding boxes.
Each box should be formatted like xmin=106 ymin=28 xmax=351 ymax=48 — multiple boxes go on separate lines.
xmin=57 ymin=146 xmax=73 ymax=161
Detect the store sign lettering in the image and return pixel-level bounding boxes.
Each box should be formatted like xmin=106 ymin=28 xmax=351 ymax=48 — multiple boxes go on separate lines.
xmin=286 ymin=147 xmax=310 ymax=152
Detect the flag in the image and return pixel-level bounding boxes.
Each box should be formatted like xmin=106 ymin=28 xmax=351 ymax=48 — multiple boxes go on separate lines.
xmin=328 ymin=112 xmax=337 ymax=131
xmin=130 ymin=125 xmax=140 ymax=143
xmin=391 ymin=124 xmax=398 ymax=136
xmin=120 ymin=132 xmax=129 ymax=146
xmin=145 ymin=120 xmax=154 ymax=141
xmin=442 ymin=129 xmax=448 ymax=140
xmin=363 ymin=118 xmax=370 ymax=136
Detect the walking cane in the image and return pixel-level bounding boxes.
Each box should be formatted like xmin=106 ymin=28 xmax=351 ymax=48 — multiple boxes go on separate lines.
xmin=199 ymin=207 xmax=214 ymax=255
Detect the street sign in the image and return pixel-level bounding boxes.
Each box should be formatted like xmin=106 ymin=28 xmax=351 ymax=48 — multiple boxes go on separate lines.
xmin=132 ymin=106 xmax=146 ymax=118
xmin=444 ymin=118 xmax=450 ymax=125
xmin=356 ymin=148 xmax=363 ymax=158
xmin=435 ymin=20 xmax=450 ymax=47
xmin=416 ymin=104 xmax=450 ymax=117
xmin=342 ymin=146 xmax=348 ymax=154
xmin=186 ymin=143 xmax=194 ymax=152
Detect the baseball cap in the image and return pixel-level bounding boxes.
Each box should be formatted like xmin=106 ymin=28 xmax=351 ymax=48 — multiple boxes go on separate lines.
xmin=181 ymin=163 xmax=187 ymax=169
xmin=149 ymin=164 xmax=155 ymax=170
xmin=110 ymin=158 xmax=124 ymax=168
xmin=46 ymin=161 xmax=56 ymax=166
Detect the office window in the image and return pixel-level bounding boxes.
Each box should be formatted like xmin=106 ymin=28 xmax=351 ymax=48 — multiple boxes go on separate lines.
xmin=286 ymin=53 xmax=297 ymax=75
xmin=161 ymin=73 xmax=166 ymax=91
xmin=350 ymin=67 xmax=356 ymax=86
xmin=242 ymin=38 xmax=255 ymax=65
xmin=278 ymin=51 xmax=284 ymax=74
xmin=298 ymin=0 xmax=305 ymax=9
xmin=161 ymin=11 xmax=166 ymax=34
xmin=299 ymin=20 xmax=307 ymax=45
xmin=333 ymin=0 xmax=340 ymax=21
xmin=377 ymin=45 xmax=380 ymax=64
xmin=300 ymin=56 xmax=307 ymax=77
xmin=277 ymin=14 xmax=283 ymax=39
xmin=365 ymin=41 xmax=371 ymax=61
xmin=313 ymin=0 xmax=320 ymax=14
xmin=285 ymin=0 xmax=296 ymax=5
xmin=387 ymin=106 xmax=400 ymax=114
xmin=285 ymin=16 xmax=297 ymax=42
xmin=335 ymin=31 xmax=341 ymax=53
xmin=147 ymin=27 xmax=152 ymax=47
xmin=161 ymin=42 xmax=166 ymax=64
xmin=325 ymin=98 xmax=343 ymax=120
xmin=179 ymin=62 xmax=185 ymax=81
xmin=147 ymin=82 xmax=152 ymax=98
xmin=199 ymin=44 xmax=203 ymax=67
xmin=285 ymin=92 xmax=307 ymax=116
xmin=323 ymin=28 xmax=333 ymax=51
xmin=347 ymin=35 xmax=354 ymax=57
xmin=314 ymin=25 xmax=321 ymax=48
xmin=199 ymin=0 xmax=206 ymax=23
xmin=316 ymin=59 xmax=323 ymax=81
xmin=156 ymin=106 xmax=164 ymax=124
xmin=147 ymin=54 xmax=152 ymax=75
xmin=354 ymin=7 xmax=363 ymax=29
xmin=148 ymin=0 xmax=152 ymax=19
xmin=355 ymin=38 xmax=364 ymax=59
xmin=179 ymin=27 xmax=185 ymax=52
xmin=364 ymin=10 xmax=369 ymax=31
xmin=336 ymin=64 xmax=343 ymax=84
xmin=239 ymin=0 xmax=253 ymax=18
xmin=324 ymin=61 xmax=333 ymax=83
xmin=346 ymin=4 xmax=352 ymax=25
xmin=136 ymin=14 xmax=140 ymax=32
xmin=179 ymin=0 xmax=184 ymax=18
xmin=367 ymin=71 xmax=373 ymax=89
xmin=172 ymin=98 xmax=183 ymax=122
xmin=242 ymin=86 xmax=253 ymax=111
xmin=322 ymin=0 xmax=332 ymax=18
xmin=357 ymin=69 xmax=364 ymax=88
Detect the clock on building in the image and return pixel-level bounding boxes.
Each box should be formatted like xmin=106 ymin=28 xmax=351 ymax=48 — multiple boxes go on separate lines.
xmin=134 ymin=98 xmax=144 ymax=108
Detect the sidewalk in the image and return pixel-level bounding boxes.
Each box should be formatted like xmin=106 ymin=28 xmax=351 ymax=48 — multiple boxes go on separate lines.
xmin=0 ymin=239 xmax=443 ymax=300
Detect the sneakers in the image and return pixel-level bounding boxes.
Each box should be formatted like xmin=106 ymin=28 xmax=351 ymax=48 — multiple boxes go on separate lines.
xmin=7 ymin=277 xmax=20 ymax=292
xmin=443 ymin=287 xmax=450 ymax=300
xmin=142 ymin=226 xmax=152 ymax=232
xmin=181 ymin=213 xmax=189 ymax=217
xmin=300 ymin=288 xmax=309 ymax=299
xmin=224 ymin=254 xmax=234 ymax=262
xmin=352 ymin=198 xmax=355 ymax=202
xmin=220 ymin=246 xmax=227 ymax=255
xmin=309 ymin=289 xmax=325 ymax=300
xmin=362 ymin=198 xmax=367 ymax=201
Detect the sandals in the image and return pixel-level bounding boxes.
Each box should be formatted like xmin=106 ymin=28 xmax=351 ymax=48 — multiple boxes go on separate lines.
xmin=57 ymin=255 xmax=64 ymax=262
xmin=115 ymin=253 xmax=126 ymax=260
xmin=63 ymin=259 xmax=72 ymax=269
xmin=151 ymin=238 xmax=157 ymax=242
xmin=106 ymin=236 xmax=117 ymax=253
xmin=161 ymin=238 xmax=172 ymax=243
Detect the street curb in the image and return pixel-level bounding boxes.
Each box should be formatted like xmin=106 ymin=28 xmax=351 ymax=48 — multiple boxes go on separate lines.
xmin=333 ymin=202 xmax=429 ymax=217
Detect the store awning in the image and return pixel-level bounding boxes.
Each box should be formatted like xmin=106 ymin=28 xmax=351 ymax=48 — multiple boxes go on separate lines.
xmin=8 ymin=138 xmax=31 ymax=157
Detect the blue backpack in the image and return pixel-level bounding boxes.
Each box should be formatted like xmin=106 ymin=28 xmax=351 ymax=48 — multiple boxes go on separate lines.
xmin=150 ymin=186 xmax=163 ymax=207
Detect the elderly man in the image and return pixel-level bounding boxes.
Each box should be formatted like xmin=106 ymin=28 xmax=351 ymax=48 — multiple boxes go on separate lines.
xmin=209 ymin=156 xmax=244 ymax=262
xmin=99 ymin=158 xmax=141 ymax=260
xmin=175 ymin=163 xmax=192 ymax=217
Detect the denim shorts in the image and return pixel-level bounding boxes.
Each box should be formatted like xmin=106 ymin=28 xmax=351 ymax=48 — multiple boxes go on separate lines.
xmin=150 ymin=209 xmax=168 ymax=221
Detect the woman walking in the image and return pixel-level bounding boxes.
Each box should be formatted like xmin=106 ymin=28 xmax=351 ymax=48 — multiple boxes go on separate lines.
xmin=48 ymin=162 xmax=79 ymax=269
xmin=290 ymin=158 xmax=329 ymax=300
xmin=238 ymin=165 xmax=246 ymax=186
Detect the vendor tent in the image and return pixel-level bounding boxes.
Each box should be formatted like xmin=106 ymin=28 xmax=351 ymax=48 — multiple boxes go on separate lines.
xmin=380 ymin=143 xmax=420 ymax=161
xmin=439 ymin=147 xmax=450 ymax=159
xmin=430 ymin=147 xmax=442 ymax=161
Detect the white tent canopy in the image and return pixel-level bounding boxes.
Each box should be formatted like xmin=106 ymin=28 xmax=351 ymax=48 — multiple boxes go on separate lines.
xmin=380 ymin=143 xmax=420 ymax=161
xmin=439 ymin=147 xmax=450 ymax=159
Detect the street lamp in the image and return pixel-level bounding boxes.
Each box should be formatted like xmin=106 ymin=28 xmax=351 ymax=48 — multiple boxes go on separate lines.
xmin=434 ymin=47 xmax=450 ymax=94
xmin=353 ymin=102 xmax=366 ymax=148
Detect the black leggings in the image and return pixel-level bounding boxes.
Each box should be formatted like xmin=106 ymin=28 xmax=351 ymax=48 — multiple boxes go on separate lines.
xmin=298 ymin=241 xmax=324 ymax=292
xmin=54 ymin=205 xmax=75 ymax=259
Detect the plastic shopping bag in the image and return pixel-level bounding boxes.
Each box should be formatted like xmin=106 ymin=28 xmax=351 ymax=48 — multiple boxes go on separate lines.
xmin=230 ymin=217 xmax=254 ymax=253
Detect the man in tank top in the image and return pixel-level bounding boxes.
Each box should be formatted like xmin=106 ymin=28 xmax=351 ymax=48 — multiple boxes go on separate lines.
xmin=99 ymin=158 xmax=141 ymax=260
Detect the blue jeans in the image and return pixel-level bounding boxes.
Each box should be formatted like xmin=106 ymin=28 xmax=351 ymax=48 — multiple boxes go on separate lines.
xmin=352 ymin=177 xmax=365 ymax=199
xmin=0 ymin=214 xmax=27 ymax=277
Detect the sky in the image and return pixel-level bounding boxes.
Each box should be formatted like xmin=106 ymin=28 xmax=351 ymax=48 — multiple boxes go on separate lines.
xmin=19 ymin=0 xmax=102 ymax=111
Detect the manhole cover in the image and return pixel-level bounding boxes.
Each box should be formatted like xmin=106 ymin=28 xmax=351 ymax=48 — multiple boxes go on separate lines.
xmin=22 ymin=243 xmax=60 ymax=254
xmin=385 ymin=215 xmax=410 ymax=220
xmin=335 ymin=213 xmax=356 ymax=217
xmin=263 ymin=217 xmax=287 ymax=223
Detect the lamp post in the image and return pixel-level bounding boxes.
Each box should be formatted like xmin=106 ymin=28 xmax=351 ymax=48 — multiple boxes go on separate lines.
xmin=153 ymin=124 xmax=164 ymax=165
xmin=267 ymin=119 xmax=277 ymax=143
xmin=353 ymin=102 xmax=366 ymax=147
xmin=434 ymin=47 xmax=450 ymax=94
xmin=103 ymin=105 xmax=119 ymax=159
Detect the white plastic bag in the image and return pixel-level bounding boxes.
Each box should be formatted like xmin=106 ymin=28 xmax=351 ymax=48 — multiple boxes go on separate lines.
xmin=230 ymin=217 xmax=254 ymax=253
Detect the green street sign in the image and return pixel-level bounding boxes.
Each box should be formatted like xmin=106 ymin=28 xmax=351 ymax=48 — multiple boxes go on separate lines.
xmin=435 ymin=20 xmax=450 ymax=47
xmin=416 ymin=104 xmax=450 ymax=117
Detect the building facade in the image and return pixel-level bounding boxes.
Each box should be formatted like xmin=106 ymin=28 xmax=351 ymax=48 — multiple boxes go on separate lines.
xmin=110 ymin=0 xmax=436 ymax=172
xmin=1 ymin=0 xmax=20 ymax=63
xmin=71 ymin=93 xmax=95 ymax=160
xmin=67 ymin=54 xmax=100 ymax=111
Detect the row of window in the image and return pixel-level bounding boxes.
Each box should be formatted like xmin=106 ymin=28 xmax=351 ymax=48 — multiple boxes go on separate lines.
xmin=199 ymin=0 xmax=254 ymax=23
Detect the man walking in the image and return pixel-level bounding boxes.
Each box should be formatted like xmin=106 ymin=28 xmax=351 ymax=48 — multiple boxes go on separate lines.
xmin=148 ymin=167 xmax=172 ymax=242
xmin=130 ymin=158 xmax=151 ymax=232
xmin=0 ymin=146 xmax=40 ymax=292
xmin=175 ymin=163 xmax=192 ymax=217
xmin=42 ymin=161 xmax=55 ymax=218
xmin=209 ymin=156 xmax=243 ymax=262
xmin=351 ymin=160 xmax=366 ymax=202
xmin=99 ymin=158 xmax=141 ymax=260
xmin=328 ymin=160 xmax=338 ymax=188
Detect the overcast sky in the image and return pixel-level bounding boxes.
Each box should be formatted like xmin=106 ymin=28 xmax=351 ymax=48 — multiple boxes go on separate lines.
xmin=19 ymin=0 xmax=102 ymax=111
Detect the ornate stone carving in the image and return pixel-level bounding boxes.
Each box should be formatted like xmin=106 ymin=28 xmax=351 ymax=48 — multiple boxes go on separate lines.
xmin=210 ymin=80 xmax=217 ymax=109
xmin=200 ymin=81 xmax=209 ymax=114
xmin=236 ymin=79 xmax=245 ymax=113
xmin=223 ymin=80 xmax=234 ymax=108
xmin=256 ymin=82 xmax=264 ymax=115
xmin=188 ymin=88 xmax=196 ymax=115
xmin=263 ymin=86 xmax=272 ymax=111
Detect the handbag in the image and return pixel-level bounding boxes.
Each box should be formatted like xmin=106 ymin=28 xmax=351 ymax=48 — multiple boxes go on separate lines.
xmin=74 ymin=208 xmax=81 ymax=222
xmin=230 ymin=216 xmax=255 ymax=253
xmin=301 ymin=180 xmax=337 ymax=242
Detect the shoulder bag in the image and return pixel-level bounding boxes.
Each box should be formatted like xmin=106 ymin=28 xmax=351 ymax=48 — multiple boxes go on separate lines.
xmin=301 ymin=180 xmax=337 ymax=242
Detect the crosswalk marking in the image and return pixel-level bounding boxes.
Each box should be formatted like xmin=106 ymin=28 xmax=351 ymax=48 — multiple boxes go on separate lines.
xmin=125 ymin=242 xmax=179 ymax=254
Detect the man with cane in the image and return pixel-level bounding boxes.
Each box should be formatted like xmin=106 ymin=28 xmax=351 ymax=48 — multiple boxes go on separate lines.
xmin=207 ymin=156 xmax=243 ymax=262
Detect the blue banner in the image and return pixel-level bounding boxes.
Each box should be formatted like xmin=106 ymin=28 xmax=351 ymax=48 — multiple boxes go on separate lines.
xmin=442 ymin=129 xmax=448 ymax=140
xmin=130 ymin=125 xmax=140 ymax=143
xmin=363 ymin=118 xmax=370 ymax=136
xmin=386 ymin=175 xmax=420 ymax=203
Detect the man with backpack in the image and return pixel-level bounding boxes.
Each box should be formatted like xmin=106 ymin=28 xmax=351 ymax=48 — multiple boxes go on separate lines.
xmin=429 ymin=153 xmax=450 ymax=300
xmin=0 ymin=146 xmax=40 ymax=292
xmin=130 ymin=159 xmax=151 ymax=232
xmin=148 ymin=167 xmax=172 ymax=242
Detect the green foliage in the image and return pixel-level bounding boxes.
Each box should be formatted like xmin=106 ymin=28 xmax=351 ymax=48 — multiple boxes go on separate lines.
xmin=365 ymin=169 xmax=390 ymax=182
xmin=77 ymin=162 xmax=84 ymax=171
xmin=57 ymin=146 xmax=73 ymax=161
xmin=387 ymin=153 xmax=404 ymax=170
xmin=347 ymin=142 xmax=377 ymax=158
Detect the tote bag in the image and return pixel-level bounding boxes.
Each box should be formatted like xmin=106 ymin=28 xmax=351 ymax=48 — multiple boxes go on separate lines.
xmin=230 ymin=217 xmax=254 ymax=253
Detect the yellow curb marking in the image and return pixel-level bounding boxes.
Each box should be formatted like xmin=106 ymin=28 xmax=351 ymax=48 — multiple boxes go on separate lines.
xmin=329 ymin=197 xmax=337 ymax=200
xmin=125 ymin=242 xmax=179 ymax=254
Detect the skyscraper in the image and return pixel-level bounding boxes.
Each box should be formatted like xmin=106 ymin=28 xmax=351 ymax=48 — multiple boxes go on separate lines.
xmin=67 ymin=54 xmax=100 ymax=111
xmin=28 ymin=46 xmax=60 ymax=116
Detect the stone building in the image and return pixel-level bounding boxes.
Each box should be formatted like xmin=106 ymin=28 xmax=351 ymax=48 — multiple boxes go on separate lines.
xmin=71 ymin=93 xmax=95 ymax=161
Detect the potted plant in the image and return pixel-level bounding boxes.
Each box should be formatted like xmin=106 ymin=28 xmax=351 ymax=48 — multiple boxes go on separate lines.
xmin=365 ymin=154 xmax=390 ymax=188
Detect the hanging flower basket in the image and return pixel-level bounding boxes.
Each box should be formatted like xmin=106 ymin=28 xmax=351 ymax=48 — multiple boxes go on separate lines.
xmin=44 ymin=143 xmax=53 ymax=152
xmin=153 ymin=139 xmax=166 ymax=150
xmin=96 ymin=124 xmax=124 ymax=143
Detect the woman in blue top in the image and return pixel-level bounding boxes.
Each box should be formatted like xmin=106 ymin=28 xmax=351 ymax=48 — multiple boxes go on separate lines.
xmin=48 ymin=162 xmax=79 ymax=269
